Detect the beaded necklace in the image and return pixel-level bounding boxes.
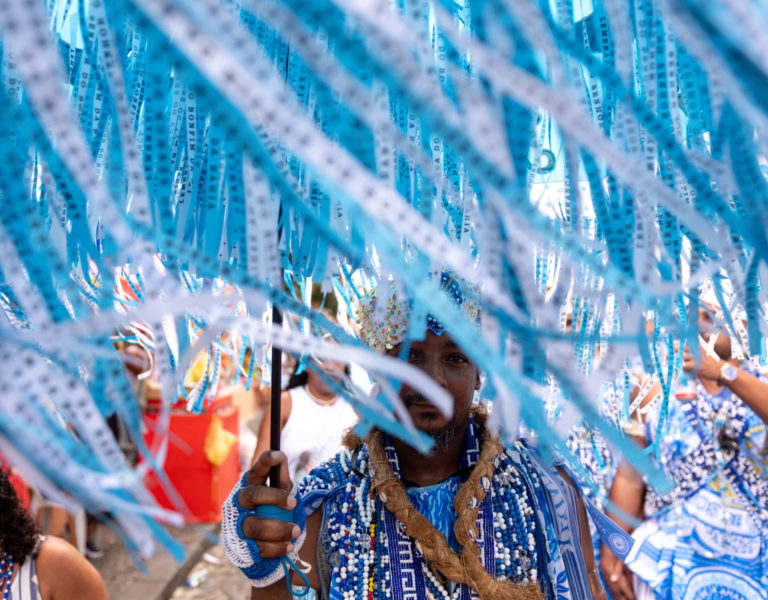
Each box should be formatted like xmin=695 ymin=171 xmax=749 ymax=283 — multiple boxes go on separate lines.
xmin=381 ymin=424 xmax=486 ymax=600
xmin=0 ymin=552 xmax=14 ymax=600
xmin=643 ymin=379 xmax=768 ymax=524
xmin=304 ymin=383 xmax=339 ymax=407
xmin=684 ymin=382 xmax=768 ymax=524
xmin=316 ymin=418 xmax=542 ymax=600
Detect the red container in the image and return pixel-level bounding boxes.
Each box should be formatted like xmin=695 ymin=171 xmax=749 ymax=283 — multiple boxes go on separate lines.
xmin=141 ymin=393 xmax=240 ymax=523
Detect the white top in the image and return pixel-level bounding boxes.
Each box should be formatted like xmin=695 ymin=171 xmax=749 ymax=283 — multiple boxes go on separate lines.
xmin=281 ymin=385 xmax=358 ymax=481
xmin=9 ymin=551 xmax=43 ymax=600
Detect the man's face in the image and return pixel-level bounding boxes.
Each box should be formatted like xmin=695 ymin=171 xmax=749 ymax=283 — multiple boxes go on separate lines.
xmin=388 ymin=330 xmax=480 ymax=446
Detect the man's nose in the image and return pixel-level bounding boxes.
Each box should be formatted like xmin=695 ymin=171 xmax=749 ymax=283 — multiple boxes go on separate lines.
xmin=421 ymin=356 xmax=448 ymax=386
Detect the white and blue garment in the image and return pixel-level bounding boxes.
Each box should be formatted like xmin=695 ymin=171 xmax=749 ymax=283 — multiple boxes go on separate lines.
xmin=297 ymin=417 xmax=609 ymax=600
xmin=625 ymin=373 xmax=768 ymax=599
xmin=564 ymin=419 xmax=616 ymax=593
xmin=545 ymin=375 xmax=620 ymax=586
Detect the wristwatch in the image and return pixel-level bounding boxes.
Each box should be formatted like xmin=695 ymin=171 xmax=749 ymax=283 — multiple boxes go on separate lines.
xmin=719 ymin=362 xmax=739 ymax=384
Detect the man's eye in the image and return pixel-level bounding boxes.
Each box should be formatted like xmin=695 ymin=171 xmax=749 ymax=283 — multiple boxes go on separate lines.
xmin=447 ymin=353 xmax=468 ymax=364
xmin=408 ymin=351 xmax=421 ymax=362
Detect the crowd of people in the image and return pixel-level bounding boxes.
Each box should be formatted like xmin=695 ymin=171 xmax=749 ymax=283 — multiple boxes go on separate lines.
xmin=222 ymin=284 xmax=768 ymax=600
xmin=4 ymin=278 xmax=766 ymax=600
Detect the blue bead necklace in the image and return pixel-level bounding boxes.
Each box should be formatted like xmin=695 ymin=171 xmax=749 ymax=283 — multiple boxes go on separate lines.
xmin=0 ymin=552 xmax=14 ymax=600
xmin=314 ymin=421 xmax=541 ymax=599
xmin=490 ymin=456 xmax=539 ymax=584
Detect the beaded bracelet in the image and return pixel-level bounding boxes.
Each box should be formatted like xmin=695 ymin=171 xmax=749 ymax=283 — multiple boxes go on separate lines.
xmin=222 ymin=473 xmax=308 ymax=588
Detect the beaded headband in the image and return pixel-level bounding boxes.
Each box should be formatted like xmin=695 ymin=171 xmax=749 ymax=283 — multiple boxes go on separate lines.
xmin=355 ymin=271 xmax=481 ymax=351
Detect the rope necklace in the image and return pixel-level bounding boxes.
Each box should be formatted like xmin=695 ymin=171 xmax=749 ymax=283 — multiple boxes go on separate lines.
xmin=314 ymin=420 xmax=550 ymax=599
xmin=367 ymin=419 xmax=545 ymax=600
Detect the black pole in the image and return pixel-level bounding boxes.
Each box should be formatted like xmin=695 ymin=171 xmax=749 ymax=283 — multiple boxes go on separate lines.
xmin=268 ymin=303 xmax=285 ymax=488
xmin=268 ymin=52 xmax=290 ymax=490
xmin=268 ymin=304 xmax=283 ymax=487
xmin=268 ymin=191 xmax=285 ymax=488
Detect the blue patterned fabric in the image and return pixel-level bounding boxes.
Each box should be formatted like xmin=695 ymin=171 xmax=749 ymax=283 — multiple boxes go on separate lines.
xmin=522 ymin=445 xmax=592 ymax=600
xmin=553 ymin=377 xmax=620 ymax=592
xmin=295 ymin=420 xmax=594 ymax=600
xmin=405 ymin=477 xmax=461 ymax=552
xmin=625 ymin=375 xmax=768 ymax=600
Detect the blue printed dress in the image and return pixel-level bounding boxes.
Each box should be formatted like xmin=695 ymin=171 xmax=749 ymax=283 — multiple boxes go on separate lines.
xmin=625 ymin=376 xmax=768 ymax=599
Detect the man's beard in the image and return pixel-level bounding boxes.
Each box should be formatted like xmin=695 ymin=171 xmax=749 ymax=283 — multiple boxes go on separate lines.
xmin=402 ymin=392 xmax=460 ymax=452
xmin=430 ymin=420 xmax=458 ymax=452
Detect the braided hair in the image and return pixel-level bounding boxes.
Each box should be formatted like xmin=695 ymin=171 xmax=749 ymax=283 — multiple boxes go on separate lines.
xmin=0 ymin=467 xmax=39 ymax=564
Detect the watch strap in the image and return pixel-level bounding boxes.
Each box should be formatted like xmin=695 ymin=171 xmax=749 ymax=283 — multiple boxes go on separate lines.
xmin=719 ymin=363 xmax=738 ymax=383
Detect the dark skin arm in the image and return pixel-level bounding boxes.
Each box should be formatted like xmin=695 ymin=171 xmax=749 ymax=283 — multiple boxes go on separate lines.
xmin=599 ymin=374 xmax=656 ymax=600
xmin=240 ymin=451 xmax=320 ymax=599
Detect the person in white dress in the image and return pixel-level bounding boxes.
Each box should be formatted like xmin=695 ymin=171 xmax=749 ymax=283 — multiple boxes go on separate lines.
xmin=251 ymin=357 xmax=358 ymax=482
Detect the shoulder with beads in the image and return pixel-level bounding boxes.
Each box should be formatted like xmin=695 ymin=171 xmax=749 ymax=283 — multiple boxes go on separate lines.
xmin=498 ymin=438 xmax=528 ymax=465
xmin=298 ymin=446 xmax=369 ymax=490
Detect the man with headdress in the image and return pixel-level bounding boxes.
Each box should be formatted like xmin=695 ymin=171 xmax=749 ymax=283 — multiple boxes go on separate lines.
xmin=222 ymin=273 xmax=618 ymax=599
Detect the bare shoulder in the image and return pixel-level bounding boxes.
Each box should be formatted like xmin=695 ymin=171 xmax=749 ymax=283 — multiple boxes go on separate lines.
xmin=36 ymin=536 xmax=108 ymax=600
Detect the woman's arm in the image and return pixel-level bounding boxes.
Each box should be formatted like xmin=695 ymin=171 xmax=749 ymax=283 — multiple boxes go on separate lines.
xmin=684 ymin=345 xmax=768 ymax=424
xmin=36 ymin=536 xmax=108 ymax=600
xmin=723 ymin=368 xmax=768 ymax=424
xmin=600 ymin=462 xmax=645 ymax=600
xmin=252 ymin=390 xmax=293 ymax=466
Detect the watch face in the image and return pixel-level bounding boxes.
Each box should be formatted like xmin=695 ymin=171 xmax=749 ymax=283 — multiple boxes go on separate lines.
xmin=721 ymin=364 xmax=738 ymax=382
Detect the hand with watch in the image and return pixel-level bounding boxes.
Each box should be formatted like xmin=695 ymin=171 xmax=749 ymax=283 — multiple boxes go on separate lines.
xmin=719 ymin=362 xmax=739 ymax=385
xmin=680 ymin=334 xmax=768 ymax=428
xmin=681 ymin=337 xmax=739 ymax=385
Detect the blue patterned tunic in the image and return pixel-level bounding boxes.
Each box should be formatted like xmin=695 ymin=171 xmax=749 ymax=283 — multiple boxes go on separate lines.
xmin=625 ymin=375 xmax=768 ymax=600
xmin=405 ymin=477 xmax=461 ymax=552
xmin=296 ymin=419 xmax=597 ymax=600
